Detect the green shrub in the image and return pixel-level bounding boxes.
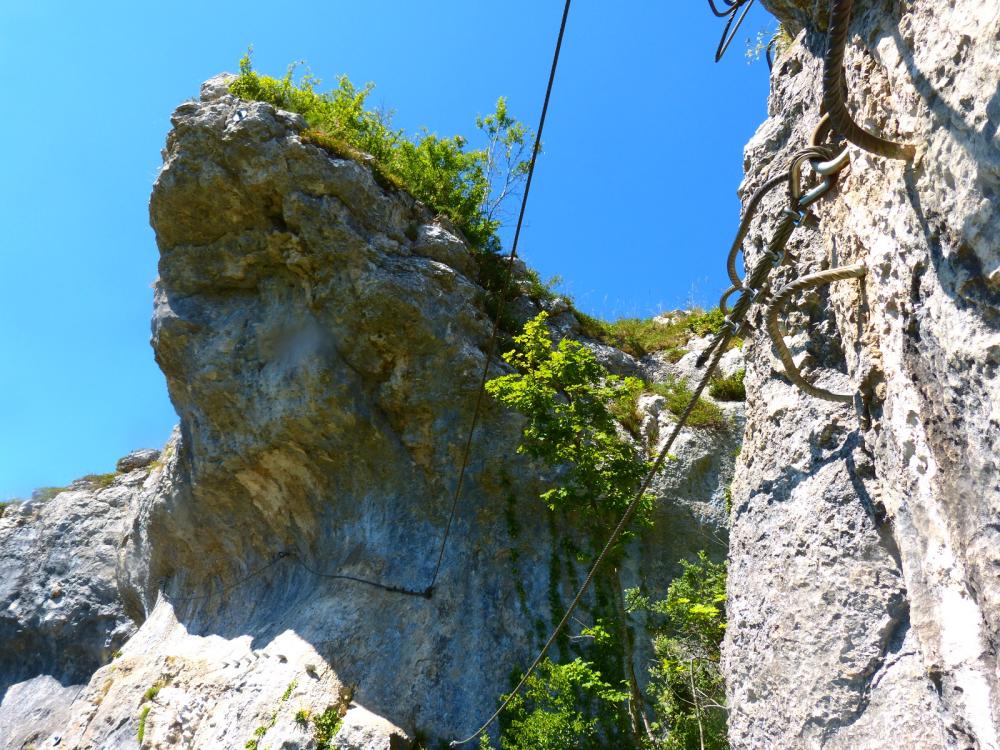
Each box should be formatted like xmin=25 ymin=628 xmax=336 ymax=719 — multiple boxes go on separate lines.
xmin=481 ymin=659 xmax=628 ymax=750
xmin=485 ymin=312 xmax=654 ymax=530
xmin=313 ymin=706 xmax=343 ymax=750
xmin=609 ymin=376 xmax=646 ymax=440
xmin=230 ymin=51 xmax=530 ymax=254
xmin=647 ymin=379 xmax=727 ymax=431
xmin=708 ymin=369 xmax=746 ymax=402
xmin=685 ymin=308 xmax=725 ymax=338
xmin=627 ymin=552 xmax=728 ymax=750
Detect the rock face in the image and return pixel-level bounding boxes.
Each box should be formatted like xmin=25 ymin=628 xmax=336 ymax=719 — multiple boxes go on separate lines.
xmin=0 ymin=77 xmax=741 ymax=749
xmin=725 ymin=0 xmax=999 ymax=748
xmin=0 ymin=472 xmax=140 ymax=749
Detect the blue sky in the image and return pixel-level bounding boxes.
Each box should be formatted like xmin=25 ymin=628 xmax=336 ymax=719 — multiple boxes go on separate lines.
xmin=0 ymin=1 xmax=775 ymax=499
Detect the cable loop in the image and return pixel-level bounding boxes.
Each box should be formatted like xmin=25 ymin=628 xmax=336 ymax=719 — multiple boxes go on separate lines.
xmin=823 ymin=0 xmax=915 ymax=160
xmin=707 ymin=0 xmax=755 ymax=62
xmin=765 ymin=263 xmax=868 ymax=402
xmin=725 ymin=173 xmax=789 ymax=289
xmin=719 ymin=285 xmax=742 ymax=315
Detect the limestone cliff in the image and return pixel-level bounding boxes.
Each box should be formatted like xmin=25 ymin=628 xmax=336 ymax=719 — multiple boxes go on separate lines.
xmin=0 ymin=77 xmax=741 ymax=749
xmin=724 ymin=0 xmax=999 ymax=747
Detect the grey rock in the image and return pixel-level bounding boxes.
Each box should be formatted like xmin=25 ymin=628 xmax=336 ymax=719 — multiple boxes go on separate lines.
xmin=724 ymin=0 xmax=1000 ymax=747
xmin=116 ymin=448 xmax=161 ymax=473
xmin=200 ymin=72 xmax=237 ymax=102
xmin=335 ymin=706 xmax=412 ymax=750
xmin=0 ymin=676 xmax=81 ymax=750
xmin=0 ymin=82 xmax=738 ymax=749
xmin=0 ymin=476 xmax=137 ymax=749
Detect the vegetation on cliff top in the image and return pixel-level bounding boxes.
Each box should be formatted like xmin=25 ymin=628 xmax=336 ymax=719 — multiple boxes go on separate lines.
xmin=230 ymin=50 xmax=531 ymax=253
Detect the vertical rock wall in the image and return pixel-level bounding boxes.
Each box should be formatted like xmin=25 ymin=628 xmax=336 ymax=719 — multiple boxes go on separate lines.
xmin=0 ymin=78 xmax=742 ymax=750
xmin=725 ymin=1 xmax=999 ymax=747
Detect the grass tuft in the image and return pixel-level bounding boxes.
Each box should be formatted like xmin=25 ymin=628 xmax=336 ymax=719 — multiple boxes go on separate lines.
xmin=142 ymin=681 xmax=165 ymax=703
xmin=575 ymin=308 xmax=732 ymax=359
xmin=647 ymin=378 xmax=728 ymax=430
xmin=709 ymin=368 xmax=746 ymax=401
xmin=137 ymin=705 xmax=151 ymax=743
xmin=83 ymin=472 xmax=117 ymax=489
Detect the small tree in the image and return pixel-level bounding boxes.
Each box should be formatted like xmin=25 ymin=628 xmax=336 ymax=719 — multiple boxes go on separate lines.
xmin=626 ymin=552 xmax=729 ymax=750
xmin=486 ymin=312 xmax=656 ymax=748
xmin=477 ymin=97 xmax=532 ymax=229
xmin=485 ymin=311 xmax=653 ymax=531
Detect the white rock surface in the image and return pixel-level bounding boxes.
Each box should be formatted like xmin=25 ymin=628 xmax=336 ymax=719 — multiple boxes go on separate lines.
xmin=726 ymin=0 xmax=999 ymax=747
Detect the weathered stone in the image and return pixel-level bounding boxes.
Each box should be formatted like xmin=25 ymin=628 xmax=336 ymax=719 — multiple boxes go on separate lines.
xmin=335 ymin=706 xmax=413 ymax=750
xmin=0 ymin=79 xmax=741 ymax=750
xmin=724 ymin=0 xmax=1000 ymax=747
xmin=0 ymin=475 xmax=138 ymax=749
xmin=116 ymin=448 xmax=161 ymax=473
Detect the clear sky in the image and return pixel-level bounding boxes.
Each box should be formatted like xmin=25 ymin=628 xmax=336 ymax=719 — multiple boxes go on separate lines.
xmin=0 ymin=1 xmax=776 ymax=499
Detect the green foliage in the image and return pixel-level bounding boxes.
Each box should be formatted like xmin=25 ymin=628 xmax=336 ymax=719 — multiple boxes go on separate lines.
xmin=143 ymin=681 xmax=165 ymax=702
xmin=708 ymin=369 xmax=746 ymax=402
xmin=487 ymin=313 xmax=660 ymax=749
xmin=647 ymin=379 xmax=728 ymax=431
xmin=685 ymin=308 xmax=725 ymax=338
xmin=294 ymin=709 xmax=310 ymax=728
xmin=627 ymin=552 xmax=729 ymax=750
xmin=480 ymin=659 xmax=628 ymax=750
xmin=746 ymin=22 xmax=794 ymax=65
xmin=477 ymin=96 xmax=532 ymax=227
xmin=485 ymin=314 xmax=733 ymax=750
xmin=137 ymin=705 xmax=151 ymax=743
xmin=83 ymin=472 xmax=117 ymax=489
xmin=576 ymin=314 xmax=694 ymax=359
xmin=608 ymin=376 xmax=645 ymax=439
xmin=575 ymin=308 xmax=734 ymax=360
xmin=485 ymin=312 xmax=654 ymax=530
xmin=312 ymin=706 xmax=344 ymax=750
xmin=0 ymin=500 xmax=15 ymax=517
xmin=230 ymin=50 xmax=530 ymax=252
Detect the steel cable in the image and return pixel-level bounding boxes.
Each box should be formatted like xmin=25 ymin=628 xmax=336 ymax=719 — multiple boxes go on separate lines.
xmin=823 ymin=0 xmax=915 ymax=160
xmin=424 ymin=0 xmax=572 ymax=598
xmin=708 ymin=0 xmax=756 ymax=62
xmin=724 ymin=172 xmax=790 ymax=290
xmin=291 ymin=553 xmax=432 ymax=598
